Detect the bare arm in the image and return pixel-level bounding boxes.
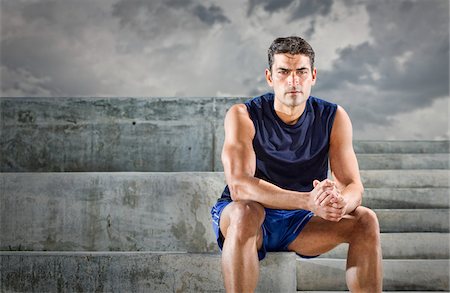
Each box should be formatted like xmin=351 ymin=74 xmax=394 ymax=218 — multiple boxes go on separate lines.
xmin=328 ymin=106 xmax=364 ymax=215
xmin=222 ymin=104 xmax=327 ymax=210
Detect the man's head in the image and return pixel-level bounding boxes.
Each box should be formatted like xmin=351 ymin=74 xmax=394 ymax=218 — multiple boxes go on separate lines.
xmin=268 ymin=36 xmax=315 ymax=72
xmin=265 ymin=36 xmax=317 ymax=110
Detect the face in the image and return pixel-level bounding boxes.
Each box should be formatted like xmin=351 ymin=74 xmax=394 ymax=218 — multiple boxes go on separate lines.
xmin=266 ymin=53 xmax=316 ymax=109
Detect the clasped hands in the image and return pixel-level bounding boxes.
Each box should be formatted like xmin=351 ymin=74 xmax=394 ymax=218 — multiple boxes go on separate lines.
xmin=310 ymin=179 xmax=347 ymax=222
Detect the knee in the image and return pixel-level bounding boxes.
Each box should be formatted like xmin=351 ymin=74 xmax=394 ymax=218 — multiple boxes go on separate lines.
xmin=227 ymin=201 xmax=265 ymax=240
xmin=351 ymin=206 xmax=381 ymax=243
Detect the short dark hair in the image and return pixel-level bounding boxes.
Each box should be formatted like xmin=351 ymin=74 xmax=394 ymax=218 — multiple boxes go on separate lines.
xmin=268 ymin=36 xmax=315 ymax=72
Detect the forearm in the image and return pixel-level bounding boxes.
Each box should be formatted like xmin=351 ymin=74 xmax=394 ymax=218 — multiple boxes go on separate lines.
xmin=340 ymin=182 xmax=363 ymax=214
xmin=228 ymin=176 xmax=311 ymax=210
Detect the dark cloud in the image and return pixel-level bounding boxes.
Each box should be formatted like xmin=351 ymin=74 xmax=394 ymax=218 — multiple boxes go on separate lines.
xmin=247 ymin=0 xmax=292 ymax=14
xmin=247 ymin=0 xmax=333 ymax=21
xmin=193 ymin=4 xmax=230 ymax=25
xmin=112 ymin=0 xmax=230 ymax=30
xmin=290 ymin=0 xmax=333 ymax=20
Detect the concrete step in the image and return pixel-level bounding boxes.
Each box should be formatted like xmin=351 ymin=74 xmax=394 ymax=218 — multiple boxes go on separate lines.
xmin=363 ymin=188 xmax=450 ymax=209
xmin=0 ymin=251 xmax=296 ymax=293
xmin=353 ymin=140 xmax=450 ymax=154
xmin=376 ymin=209 xmax=449 ymax=232
xmin=1 ymin=173 xmax=448 ymax=252
xmin=360 ymin=170 xmax=449 ymax=188
xmin=296 ymin=258 xmax=449 ymax=291
xmin=357 ymin=153 xmax=450 ymax=169
xmin=0 ymin=172 xmax=224 ymax=252
xmin=320 ymin=233 xmax=450 ymax=259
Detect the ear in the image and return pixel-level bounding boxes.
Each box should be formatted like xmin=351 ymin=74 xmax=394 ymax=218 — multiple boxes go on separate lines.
xmin=265 ymin=68 xmax=273 ymax=87
xmin=311 ymin=68 xmax=317 ymax=86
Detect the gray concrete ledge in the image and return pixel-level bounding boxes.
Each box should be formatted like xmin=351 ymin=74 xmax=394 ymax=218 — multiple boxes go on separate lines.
xmin=353 ymin=140 xmax=450 ymax=154
xmin=1 ymin=172 xmax=449 ymax=252
xmin=296 ymin=258 xmax=449 ymax=291
xmin=0 ymin=251 xmax=297 ymax=293
xmin=363 ymin=188 xmax=450 ymax=209
xmin=357 ymin=153 xmax=449 ymax=169
xmin=360 ymin=170 xmax=449 ymax=188
xmin=320 ymin=233 xmax=450 ymax=259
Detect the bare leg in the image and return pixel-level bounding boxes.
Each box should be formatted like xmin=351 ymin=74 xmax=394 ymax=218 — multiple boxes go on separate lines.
xmin=288 ymin=206 xmax=383 ymax=292
xmin=219 ymin=200 xmax=265 ymax=293
xmin=345 ymin=207 xmax=383 ymax=292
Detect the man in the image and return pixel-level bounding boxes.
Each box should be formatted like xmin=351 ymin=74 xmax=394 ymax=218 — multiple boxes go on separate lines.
xmin=211 ymin=36 xmax=382 ymax=292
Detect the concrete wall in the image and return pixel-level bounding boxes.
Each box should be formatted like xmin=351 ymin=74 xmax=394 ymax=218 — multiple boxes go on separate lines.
xmin=1 ymin=97 xmax=246 ymax=172
xmin=1 ymin=172 xmax=225 ymax=252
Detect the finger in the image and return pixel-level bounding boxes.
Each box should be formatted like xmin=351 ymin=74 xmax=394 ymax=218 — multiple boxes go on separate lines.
xmin=316 ymin=190 xmax=334 ymax=205
xmin=331 ymin=200 xmax=345 ymax=209
xmin=313 ymin=180 xmax=321 ymax=187
xmin=325 ymin=206 xmax=344 ymax=217
xmin=320 ymin=192 xmax=337 ymax=206
xmin=321 ymin=179 xmax=334 ymax=188
xmin=323 ymin=213 xmax=341 ymax=222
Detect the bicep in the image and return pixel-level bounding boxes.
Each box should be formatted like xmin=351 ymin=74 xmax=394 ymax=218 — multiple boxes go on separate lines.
xmin=221 ymin=104 xmax=256 ymax=181
xmin=329 ymin=106 xmax=362 ymax=189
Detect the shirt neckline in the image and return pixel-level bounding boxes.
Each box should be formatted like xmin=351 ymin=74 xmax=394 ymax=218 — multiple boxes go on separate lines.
xmin=268 ymin=93 xmax=310 ymax=129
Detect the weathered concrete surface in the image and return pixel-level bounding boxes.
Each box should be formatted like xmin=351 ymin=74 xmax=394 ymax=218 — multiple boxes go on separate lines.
xmin=1 ymin=172 xmax=225 ymax=252
xmin=362 ymin=188 xmax=450 ymax=209
xmin=0 ymin=251 xmax=297 ymax=293
xmin=1 ymin=172 xmax=449 ymax=252
xmin=296 ymin=259 xmax=449 ymax=291
xmin=320 ymin=233 xmax=450 ymax=259
xmin=375 ymin=209 xmax=449 ymax=232
xmin=0 ymin=97 xmax=245 ymax=172
xmin=2 ymin=98 xmax=449 ymax=172
xmin=353 ymin=140 xmax=450 ymax=153
xmin=357 ymin=153 xmax=450 ymax=169
xmin=360 ymin=170 xmax=449 ymax=188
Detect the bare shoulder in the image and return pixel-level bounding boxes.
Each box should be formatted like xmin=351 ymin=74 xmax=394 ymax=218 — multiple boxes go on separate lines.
xmin=226 ymin=103 xmax=250 ymax=118
xmin=224 ymin=103 xmax=255 ymax=139
xmin=331 ymin=105 xmax=353 ymax=145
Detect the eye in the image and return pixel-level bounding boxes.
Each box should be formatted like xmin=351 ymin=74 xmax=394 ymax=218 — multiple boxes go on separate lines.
xmin=278 ymin=69 xmax=288 ymax=75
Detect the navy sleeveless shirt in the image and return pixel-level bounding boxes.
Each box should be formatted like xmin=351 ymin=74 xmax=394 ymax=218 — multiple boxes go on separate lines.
xmin=221 ymin=92 xmax=337 ymax=199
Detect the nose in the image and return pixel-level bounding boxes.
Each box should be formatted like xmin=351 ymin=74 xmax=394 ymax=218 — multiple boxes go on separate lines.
xmin=287 ymin=72 xmax=300 ymax=86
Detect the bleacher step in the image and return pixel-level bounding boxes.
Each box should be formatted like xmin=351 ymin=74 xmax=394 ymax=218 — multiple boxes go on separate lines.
xmin=376 ymin=209 xmax=449 ymax=232
xmin=353 ymin=140 xmax=449 ymax=154
xmin=296 ymin=258 xmax=449 ymax=291
xmin=357 ymin=153 xmax=449 ymax=169
xmin=320 ymin=232 xmax=449 ymax=259
xmin=363 ymin=188 xmax=449 ymax=209
xmin=360 ymin=170 xmax=449 ymax=188
xmin=0 ymin=251 xmax=296 ymax=293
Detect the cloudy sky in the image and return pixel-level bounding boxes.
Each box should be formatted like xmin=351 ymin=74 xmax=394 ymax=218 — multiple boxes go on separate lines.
xmin=1 ymin=0 xmax=449 ymax=140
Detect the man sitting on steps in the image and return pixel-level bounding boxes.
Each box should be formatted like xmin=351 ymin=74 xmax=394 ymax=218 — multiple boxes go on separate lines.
xmin=210 ymin=36 xmax=383 ymax=292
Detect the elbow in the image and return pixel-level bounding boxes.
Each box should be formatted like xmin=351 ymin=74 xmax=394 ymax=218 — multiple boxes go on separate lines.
xmin=357 ymin=183 xmax=364 ymax=206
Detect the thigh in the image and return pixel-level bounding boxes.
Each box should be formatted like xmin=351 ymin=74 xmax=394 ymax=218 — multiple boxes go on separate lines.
xmin=219 ymin=200 xmax=265 ymax=250
xmin=287 ymin=212 xmax=358 ymax=257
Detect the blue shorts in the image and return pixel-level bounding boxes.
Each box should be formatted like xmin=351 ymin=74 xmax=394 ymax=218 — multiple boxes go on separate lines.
xmin=210 ymin=197 xmax=318 ymax=260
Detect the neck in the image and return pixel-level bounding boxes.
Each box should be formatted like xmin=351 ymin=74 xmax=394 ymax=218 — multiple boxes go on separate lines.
xmin=273 ymin=99 xmax=307 ymax=125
